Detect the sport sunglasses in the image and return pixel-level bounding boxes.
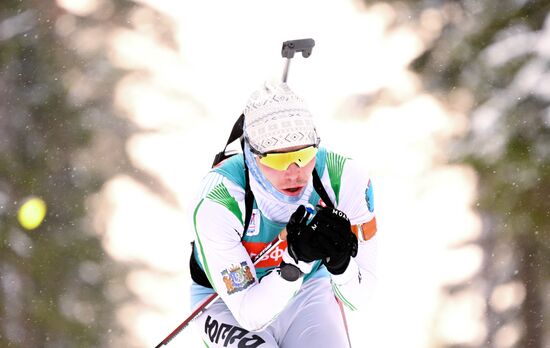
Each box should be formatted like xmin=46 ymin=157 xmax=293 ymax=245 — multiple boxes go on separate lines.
xmin=251 ymin=145 xmax=318 ymax=171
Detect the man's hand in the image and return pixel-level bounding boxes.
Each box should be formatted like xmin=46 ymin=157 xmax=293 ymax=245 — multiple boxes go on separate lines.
xmin=312 ymin=207 xmax=358 ymax=275
xmin=286 ymin=205 xmax=358 ymax=275
xmin=286 ymin=205 xmax=332 ymax=263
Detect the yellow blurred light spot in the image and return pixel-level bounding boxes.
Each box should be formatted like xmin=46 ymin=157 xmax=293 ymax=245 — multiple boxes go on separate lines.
xmin=17 ymin=197 xmax=47 ymax=230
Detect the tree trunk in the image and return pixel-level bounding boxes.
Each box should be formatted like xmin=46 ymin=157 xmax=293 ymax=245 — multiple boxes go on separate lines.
xmin=518 ymin=237 xmax=543 ymax=348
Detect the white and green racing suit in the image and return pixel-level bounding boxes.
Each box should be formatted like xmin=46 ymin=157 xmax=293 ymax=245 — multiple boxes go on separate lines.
xmin=190 ymin=147 xmax=377 ymax=347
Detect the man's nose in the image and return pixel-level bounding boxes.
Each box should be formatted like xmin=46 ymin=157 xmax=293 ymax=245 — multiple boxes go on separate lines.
xmin=284 ymin=163 xmax=300 ymax=177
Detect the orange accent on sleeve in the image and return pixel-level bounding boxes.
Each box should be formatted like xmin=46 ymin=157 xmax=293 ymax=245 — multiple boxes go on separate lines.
xmin=362 ymin=217 xmax=377 ymax=240
xmin=351 ymin=217 xmax=377 ymax=242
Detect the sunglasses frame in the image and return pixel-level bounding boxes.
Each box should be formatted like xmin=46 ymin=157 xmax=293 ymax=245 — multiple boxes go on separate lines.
xmin=245 ymin=136 xmax=321 ymax=158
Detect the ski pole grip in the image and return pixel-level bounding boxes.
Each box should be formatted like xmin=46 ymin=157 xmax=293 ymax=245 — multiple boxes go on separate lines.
xmin=281 ymin=38 xmax=315 ymax=59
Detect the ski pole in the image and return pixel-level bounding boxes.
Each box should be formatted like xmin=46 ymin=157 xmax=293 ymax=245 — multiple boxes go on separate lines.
xmin=154 ymin=229 xmax=288 ymax=348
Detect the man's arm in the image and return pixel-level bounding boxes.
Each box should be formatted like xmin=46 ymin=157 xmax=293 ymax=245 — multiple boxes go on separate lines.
xmin=192 ymin=177 xmax=304 ymax=331
xmin=330 ymin=159 xmax=378 ymax=311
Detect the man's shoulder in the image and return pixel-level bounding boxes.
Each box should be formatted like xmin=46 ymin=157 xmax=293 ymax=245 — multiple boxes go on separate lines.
xmin=196 ymin=171 xmax=245 ymax=203
xmin=192 ymin=172 xmax=246 ymax=225
xmin=212 ymin=154 xmax=246 ymax=189
xmin=321 ymin=149 xmax=366 ymax=179
xmin=322 ymin=148 xmax=369 ymax=176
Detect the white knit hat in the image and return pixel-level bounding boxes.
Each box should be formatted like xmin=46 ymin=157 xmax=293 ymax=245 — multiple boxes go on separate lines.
xmin=243 ymin=82 xmax=319 ymax=154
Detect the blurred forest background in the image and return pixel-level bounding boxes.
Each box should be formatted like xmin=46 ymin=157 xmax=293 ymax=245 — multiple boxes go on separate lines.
xmin=0 ymin=0 xmax=179 ymax=346
xmin=1 ymin=0 xmax=548 ymax=347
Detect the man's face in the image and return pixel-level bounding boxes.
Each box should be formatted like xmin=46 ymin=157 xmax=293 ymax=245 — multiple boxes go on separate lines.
xmin=255 ymin=145 xmax=316 ymax=197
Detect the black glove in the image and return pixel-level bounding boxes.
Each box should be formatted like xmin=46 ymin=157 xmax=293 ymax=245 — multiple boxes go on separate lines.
xmin=324 ymin=250 xmax=352 ymax=275
xmin=312 ymin=207 xmax=358 ymax=275
xmin=286 ymin=205 xmax=333 ymax=263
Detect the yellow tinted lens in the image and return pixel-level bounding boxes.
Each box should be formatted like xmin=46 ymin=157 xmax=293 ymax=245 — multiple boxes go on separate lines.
xmin=259 ymin=146 xmax=318 ymax=170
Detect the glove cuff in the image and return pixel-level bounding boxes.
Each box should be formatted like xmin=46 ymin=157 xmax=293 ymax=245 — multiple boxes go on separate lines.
xmin=330 ymin=258 xmax=359 ymax=285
